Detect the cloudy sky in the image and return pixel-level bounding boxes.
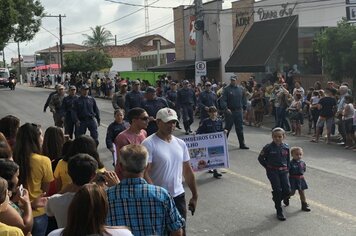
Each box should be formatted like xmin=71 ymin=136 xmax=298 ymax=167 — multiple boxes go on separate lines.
xmin=4 ymin=0 xmax=233 ymax=64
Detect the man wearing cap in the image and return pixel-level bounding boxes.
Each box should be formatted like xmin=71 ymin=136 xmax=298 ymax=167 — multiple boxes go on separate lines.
xmin=72 ymin=84 xmax=100 ymax=145
xmin=142 ymin=86 xmax=169 ymax=136
xmin=177 ymin=80 xmax=197 ymax=135
xmin=198 ymin=81 xmax=217 ymax=123
xmin=49 ymin=84 xmax=66 ymax=127
xmin=112 ymin=82 xmax=128 ymax=110
xmin=143 ymin=108 xmax=198 ymax=235
xmin=125 ymin=80 xmax=144 ymax=112
xmin=60 ymin=85 xmax=78 ymax=139
xmin=43 ymin=84 xmax=60 ymax=113
xmin=220 ymin=75 xmax=249 ymax=149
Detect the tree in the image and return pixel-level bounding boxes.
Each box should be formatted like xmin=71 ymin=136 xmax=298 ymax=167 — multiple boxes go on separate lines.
xmin=0 ymin=0 xmax=44 ymax=49
xmin=314 ymin=18 xmax=356 ymax=86
xmin=63 ymin=51 xmax=113 ymax=78
xmin=82 ymin=26 xmax=113 ymax=48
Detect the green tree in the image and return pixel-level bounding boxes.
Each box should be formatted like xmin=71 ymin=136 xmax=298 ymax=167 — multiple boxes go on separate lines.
xmin=314 ymin=19 xmax=356 ymax=86
xmin=0 ymin=0 xmax=44 ymax=49
xmin=63 ymin=51 xmax=113 ymax=78
xmin=82 ymin=26 xmax=113 ymax=48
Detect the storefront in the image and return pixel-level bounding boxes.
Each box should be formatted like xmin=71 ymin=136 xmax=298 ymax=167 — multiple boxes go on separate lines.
xmin=226 ymin=0 xmax=347 ymax=82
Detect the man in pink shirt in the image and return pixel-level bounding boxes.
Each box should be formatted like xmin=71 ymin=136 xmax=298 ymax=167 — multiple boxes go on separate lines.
xmin=114 ymin=107 xmax=149 ymax=179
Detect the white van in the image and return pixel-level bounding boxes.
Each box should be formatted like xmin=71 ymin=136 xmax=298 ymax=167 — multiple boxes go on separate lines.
xmin=0 ymin=68 xmax=10 ymax=87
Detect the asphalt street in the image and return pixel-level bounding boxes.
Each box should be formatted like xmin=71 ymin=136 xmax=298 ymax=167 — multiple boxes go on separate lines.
xmin=1 ymin=85 xmax=356 ymax=236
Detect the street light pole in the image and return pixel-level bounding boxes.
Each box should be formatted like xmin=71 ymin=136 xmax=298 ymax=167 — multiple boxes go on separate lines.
xmin=17 ymin=42 xmax=22 ymax=84
xmin=194 ymin=0 xmax=204 ymax=85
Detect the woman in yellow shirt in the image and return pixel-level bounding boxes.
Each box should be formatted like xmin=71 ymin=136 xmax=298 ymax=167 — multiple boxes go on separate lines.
xmin=13 ymin=123 xmax=54 ymax=236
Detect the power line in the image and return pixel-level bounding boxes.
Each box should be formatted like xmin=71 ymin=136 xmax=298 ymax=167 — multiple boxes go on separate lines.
xmin=40 ymin=26 xmax=59 ymax=39
xmin=104 ymin=0 xmax=173 ymax=9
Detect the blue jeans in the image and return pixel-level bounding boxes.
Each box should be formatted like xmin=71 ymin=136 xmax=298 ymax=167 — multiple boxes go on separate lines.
xmin=32 ymin=214 xmax=48 ymax=236
xmin=276 ymin=107 xmax=290 ymax=131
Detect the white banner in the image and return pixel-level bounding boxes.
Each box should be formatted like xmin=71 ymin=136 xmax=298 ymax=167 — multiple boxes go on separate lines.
xmin=181 ymin=132 xmax=230 ymax=172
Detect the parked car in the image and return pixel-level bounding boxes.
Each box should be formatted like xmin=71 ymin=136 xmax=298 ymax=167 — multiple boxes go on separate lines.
xmin=0 ymin=68 xmax=10 ymax=87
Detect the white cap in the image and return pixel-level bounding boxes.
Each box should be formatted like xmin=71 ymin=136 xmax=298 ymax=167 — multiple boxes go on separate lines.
xmin=156 ymin=108 xmax=178 ymax=123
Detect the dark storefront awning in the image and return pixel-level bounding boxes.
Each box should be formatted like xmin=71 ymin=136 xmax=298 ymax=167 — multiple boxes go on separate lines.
xmin=148 ymin=58 xmax=220 ymax=72
xmin=225 ymin=15 xmax=298 ymax=72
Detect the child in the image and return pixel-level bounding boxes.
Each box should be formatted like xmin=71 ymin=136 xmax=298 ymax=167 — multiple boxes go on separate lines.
xmin=258 ymin=127 xmax=290 ymax=221
xmin=196 ymin=106 xmax=225 ymax=178
xmin=289 ymin=147 xmax=311 ymax=212
xmin=310 ymin=90 xmax=320 ymax=136
xmin=105 ymin=109 xmax=129 ymax=166
xmin=288 ymin=93 xmax=303 ymax=136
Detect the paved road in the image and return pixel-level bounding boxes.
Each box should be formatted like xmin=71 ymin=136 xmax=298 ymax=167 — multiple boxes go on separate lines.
xmin=1 ymin=85 xmax=356 ymax=236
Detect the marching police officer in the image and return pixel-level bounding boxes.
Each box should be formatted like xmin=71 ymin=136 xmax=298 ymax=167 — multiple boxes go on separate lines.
xmin=220 ymin=75 xmax=249 ymax=149
xmin=142 ymin=86 xmax=169 ymax=136
xmin=177 ymin=80 xmax=196 ymax=135
xmin=165 ymin=81 xmax=182 ymax=129
xmin=49 ymin=84 xmax=66 ymax=127
xmin=60 ymin=85 xmax=78 ymax=139
xmin=125 ymin=80 xmax=144 ymax=112
xmin=72 ymin=84 xmax=100 ymax=145
xmin=198 ymin=81 xmax=217 ymax=123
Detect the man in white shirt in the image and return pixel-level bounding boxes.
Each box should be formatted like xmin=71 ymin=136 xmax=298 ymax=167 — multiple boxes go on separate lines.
xmin=142 ymin=108 xmax=198 ymax=235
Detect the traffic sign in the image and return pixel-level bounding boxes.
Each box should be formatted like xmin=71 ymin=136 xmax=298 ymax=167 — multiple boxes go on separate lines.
xmin=346 ymin=6 xmax=356 ymax=21
xmin=195 ymin=61 xmax=207 ymax=77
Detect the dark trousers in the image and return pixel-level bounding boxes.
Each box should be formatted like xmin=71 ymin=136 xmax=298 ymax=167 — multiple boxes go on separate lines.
xmin=174 ymin=193 xmax=187 ymax=235
xmin=181 ymin=105 xmax=194 ymax=131
xmin=64 ymin=115 xmax=75 ymax=139
xmin=225 ymin=110 xmax=246 ymax=147
xmin=267 ymin=169 xmax=291 ymax=199
xmin=76 ymin=118 xmax=99 ymax=144
xmin=53 ymin=112 xmax=63 ymax=128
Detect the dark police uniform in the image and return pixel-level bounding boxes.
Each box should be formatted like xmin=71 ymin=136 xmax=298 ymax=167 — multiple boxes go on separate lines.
xmin=72 ymin=94 xmax=100 ymax=144
xmin=60 ymin=94 xmax=78 ymax=139
xmin=142 ymin=97 xmax=168 ymax=136
xmin=220 ymin=83 xmax=248 ymax=148
xmin=258 ymin=142 xmax=291 ymax=219
xmin=196 ymin=118 xmax=224 ymax=134
xmin=105 ymin=121 xmax=128 ymax=151
xmin=289 ymin=159 xmax=308 ymax=191
xmin=177 ymin=87 xmax=196 ymax=133
xmin=166 ymin=89 xmax=181 ymax=121
xmin=198 ymin=90 xmax=217 ymax=122
xmin=124 ymin=90 xmax=144 ymax=112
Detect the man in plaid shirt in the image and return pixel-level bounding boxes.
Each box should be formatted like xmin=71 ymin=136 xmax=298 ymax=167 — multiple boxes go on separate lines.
xmin=106 ymin=144 xmax=184 ymax=236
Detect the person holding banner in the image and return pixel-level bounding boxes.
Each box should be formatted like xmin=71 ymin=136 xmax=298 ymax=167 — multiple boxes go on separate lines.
xmin=143 ymin=108 xmax=198 ymax=235
xmin=196 ymin=106 xmax=225 ymax=178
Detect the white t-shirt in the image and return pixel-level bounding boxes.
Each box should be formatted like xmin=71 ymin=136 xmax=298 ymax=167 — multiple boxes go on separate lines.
xmin=46 ymin=192 xmax=76 ymax=228
xmin=48 ymin=227 xmax=133 ymax=236
xmin=142 ymin=134 xmax=190 ymax=197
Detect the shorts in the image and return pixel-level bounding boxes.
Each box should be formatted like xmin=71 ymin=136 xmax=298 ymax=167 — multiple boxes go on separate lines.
xmin=344 ymin=118 xmax=355 ymax=134
xmin=316 ymin=116 xmax=333 ymax=130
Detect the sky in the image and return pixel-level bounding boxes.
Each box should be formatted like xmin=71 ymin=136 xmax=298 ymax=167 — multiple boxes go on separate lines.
xmin=3 ymin=0 xmax=233 ymax=64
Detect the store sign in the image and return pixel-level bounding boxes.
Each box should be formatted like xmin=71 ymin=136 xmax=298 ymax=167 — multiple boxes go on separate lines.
xmin=346 ymin=6 xmax=356 ymax=21
xmin=235 ymin=11 xmax=251 ymax=27
xmin=256 ymin=3 xmax=295 ymax=21
xmin=346 ymin=0 xmax=356 ymax=4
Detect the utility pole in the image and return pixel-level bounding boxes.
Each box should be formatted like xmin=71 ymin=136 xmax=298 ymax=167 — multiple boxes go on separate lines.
xmin=44 ymin=14 xmax=66 ymax=75
xmin=194 ymin=0 xmax=204 ymax=85
xmin=115 ymin=35 xmax=117 ymax=46
xmin=2 ymin=50 xmax=5 ymax=67
xmin=17 ymin=42 xmax=22 ymax=84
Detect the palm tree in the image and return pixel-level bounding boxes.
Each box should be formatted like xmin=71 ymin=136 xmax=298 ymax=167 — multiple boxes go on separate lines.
xmin=82 ymin=26 xmax=113 ymax=48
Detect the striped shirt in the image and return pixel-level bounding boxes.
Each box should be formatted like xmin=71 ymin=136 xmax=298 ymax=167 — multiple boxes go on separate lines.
xmin=106 ymin=178 xmax=185 ymax=236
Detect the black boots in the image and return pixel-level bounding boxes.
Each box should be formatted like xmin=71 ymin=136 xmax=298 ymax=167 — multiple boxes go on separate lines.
xmin=301 ymin=201 xmax=311 ymax=212
xmin=272 ymin=191 xmax=286 ymax=221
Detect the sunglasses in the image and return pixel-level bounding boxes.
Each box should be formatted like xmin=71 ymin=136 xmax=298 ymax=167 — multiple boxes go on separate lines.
xmin=138 ymin=116 xmax=149 ymax=121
